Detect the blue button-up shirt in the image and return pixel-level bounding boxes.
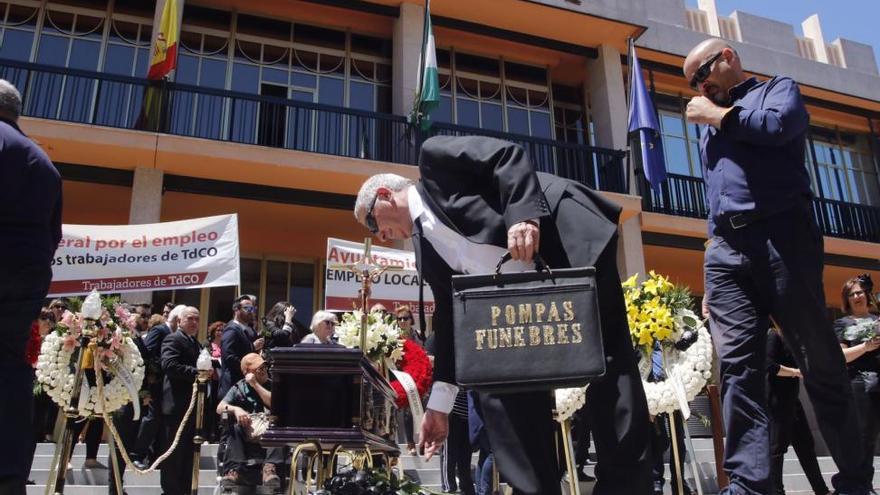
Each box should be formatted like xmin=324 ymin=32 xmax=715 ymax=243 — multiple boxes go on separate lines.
xmin=699 ymin=76 xmax=812 ymax=235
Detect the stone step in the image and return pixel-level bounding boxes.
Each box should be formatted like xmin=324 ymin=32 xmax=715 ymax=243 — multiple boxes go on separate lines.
xmin=27 ymin=468 xmax=221 ymax=485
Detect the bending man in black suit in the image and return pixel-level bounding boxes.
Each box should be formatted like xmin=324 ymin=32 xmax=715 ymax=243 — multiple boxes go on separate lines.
xmin=159 ymin=306 xmax=202 ymax=495
xmin=353 ymin=135 xmax=651 ymax=495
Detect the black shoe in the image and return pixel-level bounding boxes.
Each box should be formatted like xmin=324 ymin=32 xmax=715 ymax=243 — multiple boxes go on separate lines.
xmin=132 ymin=460 xmax=149 ymax=470
xmin=576 ymin=469 xmax=595 ymax=482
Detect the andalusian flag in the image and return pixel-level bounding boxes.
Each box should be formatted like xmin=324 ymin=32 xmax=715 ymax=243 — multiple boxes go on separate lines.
xmin=413 ymin=0 xmax=439 ymax=131
xmin=147 ymin=0 xmax=180 ymax=80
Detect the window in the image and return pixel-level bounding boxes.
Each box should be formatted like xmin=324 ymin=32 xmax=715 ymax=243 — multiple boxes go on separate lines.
xmin=807 ymin=127 xmax=880 ymax=206
xmin=435 ymin=48 xmax=554 ymax=139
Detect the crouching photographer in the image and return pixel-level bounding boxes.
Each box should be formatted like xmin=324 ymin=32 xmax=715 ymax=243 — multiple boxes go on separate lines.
xmin=217 ymin=353 xmax=287 ymax=491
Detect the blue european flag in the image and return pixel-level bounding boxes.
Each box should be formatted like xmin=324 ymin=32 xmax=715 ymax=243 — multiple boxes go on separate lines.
xmin=628 ymin=42 xmax=667 ymax=193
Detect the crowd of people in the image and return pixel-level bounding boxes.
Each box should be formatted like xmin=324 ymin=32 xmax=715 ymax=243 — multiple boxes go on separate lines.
xmin=4 ymin=28 xmax=880 ymax=495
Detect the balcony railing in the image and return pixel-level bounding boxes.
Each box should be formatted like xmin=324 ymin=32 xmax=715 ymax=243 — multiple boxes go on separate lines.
xmin=641 ymin=172 xmax=880 ymax=243
xmin=0 ymin=59 xmax=626 ymax=194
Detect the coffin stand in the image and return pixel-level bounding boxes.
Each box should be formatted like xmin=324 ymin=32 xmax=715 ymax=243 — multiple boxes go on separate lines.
xmin=262 ymin=345 xmax=400 ymax=493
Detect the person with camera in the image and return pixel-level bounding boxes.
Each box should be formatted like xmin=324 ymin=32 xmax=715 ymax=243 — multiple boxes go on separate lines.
xmin=217 ymin=353 xmax=285 ymax=491
xmin=834 ymin=274 xmax=880 ymax=491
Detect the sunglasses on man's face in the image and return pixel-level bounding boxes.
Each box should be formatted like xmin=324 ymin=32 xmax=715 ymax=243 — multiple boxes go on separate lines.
xmin=365 ymin=195 xmax=380 ymax=234
xmin=241 ymin=305 xmax=257 ymax=313
xmin=689 ymin=51 xmax=723 ymax=90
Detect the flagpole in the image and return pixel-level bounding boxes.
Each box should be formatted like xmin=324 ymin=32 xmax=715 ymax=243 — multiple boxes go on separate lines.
xmin=414 ymin=0 xmax=430 ymax=119
xmin=625 ymin=37 xmax=635 ymax=196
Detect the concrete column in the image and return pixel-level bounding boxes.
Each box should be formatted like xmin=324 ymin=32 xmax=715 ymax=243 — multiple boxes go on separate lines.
xmin=697 ymin=0 xmax=721 ymax=37
xmin=585 ymin=44 xmax=628 ymax=151
xmin=616 ymin=214 xmax=647 ymax=279
xmin=801 ymin=15 xmax=829 ymax=64
xmin=392 ymin=2 xmax=426 ymax=116
xmin=126 ymin=167 xmax=164 ymax=304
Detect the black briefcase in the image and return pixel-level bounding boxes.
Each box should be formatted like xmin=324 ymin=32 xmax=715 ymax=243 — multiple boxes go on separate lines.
xmin=451 ymin=253 xmax=605 ymax=393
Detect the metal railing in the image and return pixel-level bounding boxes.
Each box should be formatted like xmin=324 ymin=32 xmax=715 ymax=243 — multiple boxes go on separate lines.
xmin=0 ymin=58 xmax=627 ymax=193
xmin=641 ymin=172 xmax=880 ymax=243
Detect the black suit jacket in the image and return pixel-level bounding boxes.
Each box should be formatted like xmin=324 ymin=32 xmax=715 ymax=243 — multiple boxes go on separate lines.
xmin=219 ymin=320 xmax=255 ymax=399
xmin=160 ymin=331 xmax=200 ymax=417
xmin=415 ymin=135 xmax=625 ymax=384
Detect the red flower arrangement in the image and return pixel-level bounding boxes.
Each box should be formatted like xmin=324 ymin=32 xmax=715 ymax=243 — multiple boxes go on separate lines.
xmin=391 ymin=339 xmax=433 ymax=409
xmin=26 ymin=321 xmax=42 ymax=366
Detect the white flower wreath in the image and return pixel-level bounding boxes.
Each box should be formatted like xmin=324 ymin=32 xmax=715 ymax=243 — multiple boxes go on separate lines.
xmin=36 ymin=332 xmax=145 ymax=417
xmin=555 ymin=311 xmax=713 ymax=421
xmin=638 ymin=323 xmax=714 ymax=417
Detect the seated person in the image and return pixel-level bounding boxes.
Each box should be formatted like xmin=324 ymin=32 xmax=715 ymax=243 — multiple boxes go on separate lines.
xmin=216 ymin=353 xmax=286 ymax=490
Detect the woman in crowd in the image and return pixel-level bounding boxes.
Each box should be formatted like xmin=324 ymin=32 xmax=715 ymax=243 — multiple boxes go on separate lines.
xmin=395 ymin=305 xmax=420 ymax=454
xmin=262 ymin=301 xmax=309 ymax=349
xmin=834 ymin=274 xmax=880 ymax=488
xmin=302 ymin=311 xmax=338 ymax=344
xmin=766 ymin=327 xmax=829 ymax=495
xmin=205 ymin=321 xmax=225 ymax=442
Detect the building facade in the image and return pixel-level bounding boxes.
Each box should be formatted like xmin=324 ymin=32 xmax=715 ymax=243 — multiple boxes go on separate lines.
xmin=1 ymin=0 xmax=878 ymax=333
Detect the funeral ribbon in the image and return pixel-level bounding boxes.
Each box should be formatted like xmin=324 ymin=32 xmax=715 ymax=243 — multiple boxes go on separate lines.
xmin=388 ymin=361 xmax=425 ymax=443
xmin=110 ymin=360 xmax=142 ymax=420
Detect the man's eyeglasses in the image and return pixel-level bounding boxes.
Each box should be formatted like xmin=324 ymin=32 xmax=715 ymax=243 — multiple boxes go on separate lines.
xmin=365 ymin=195 xmax=380 ymax=234
xmin=325 ymin=320 xmax=337 ymax=326
xmin=241 ymin=305 xmax=257 ymax=313
xmin=690 ymin=51 xmax=723 ymax=89
xmin=398 ymin=315 xmax=413 ymax=322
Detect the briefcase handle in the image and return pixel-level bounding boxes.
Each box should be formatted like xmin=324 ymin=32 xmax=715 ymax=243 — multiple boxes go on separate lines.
xmin=494 ymin=252 xmax=555 ymax=280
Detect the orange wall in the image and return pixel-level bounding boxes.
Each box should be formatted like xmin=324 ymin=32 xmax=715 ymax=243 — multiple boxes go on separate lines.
xmin=61 ymin=181 xmax=132 ymax=225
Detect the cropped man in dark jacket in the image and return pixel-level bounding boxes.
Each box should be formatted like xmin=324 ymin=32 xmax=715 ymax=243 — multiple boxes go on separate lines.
xmin=131 ymin=312 xmax=176 ymax=467
xmin=0 ymin=79 xmax=62 ymax=494
xmin=219 ymin=295 xmax=263 ymax=399
xmin=159 ymin=306 xmax=202 ymax=495
xmin=353 ymin=135 xmax=651 ymax=495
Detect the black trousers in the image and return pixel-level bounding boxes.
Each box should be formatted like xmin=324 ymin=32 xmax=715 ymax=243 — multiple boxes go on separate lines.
xmin=160 ymin=414 xmax=195 ymax=495
xmin=572 ymin=406 xmax=592 ymax=469
xmin=768 ymin=385 xmax=828 ymax=495
xmin=108 ymin=403 xmax=141 ymax=495
xmin=651 ymin=411 xmax=690 ymax=495
xmin=850 ymin=374 xmax=880 ymax=486
xmin=132 ymin=392 xmax=163 ymax=462
xmin=69 ymin=418 xmax=104 ymax=461
xmin=0 ymin=264 xmax=50 ymax=488
xmin=441 ymin=413 xmax=475 ymax=495
xmin=705 ymin=204 xmax=868 ymax=495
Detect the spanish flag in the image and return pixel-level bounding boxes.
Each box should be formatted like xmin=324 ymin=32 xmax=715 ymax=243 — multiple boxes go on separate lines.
xmin=147 ymin=0 xmax=179 ymax=80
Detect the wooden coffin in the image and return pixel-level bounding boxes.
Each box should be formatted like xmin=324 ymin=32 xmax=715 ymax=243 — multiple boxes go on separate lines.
xmin=262 ymin=344 xmax=399 ymax=453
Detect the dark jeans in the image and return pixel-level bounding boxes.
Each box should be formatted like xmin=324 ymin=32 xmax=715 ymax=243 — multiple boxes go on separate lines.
xmin=768 ymin=386 xmax=828 ymax=495
xmin=441 ymin=414 xmax=475 ymax=495
xmin=160 ymin=414 xmax=194 ymax=495
xmin=651 ymin=411 xmax=690 ymax=495
xmin=705 ymin=204 xmax=868 ymax=495
xmin=572 ymin=406 xmax=592 ymax=469
xmin=223 ymin=423 xmax=287 ymax=476
xmin=475 ymin=451 xmax=495 ymax=495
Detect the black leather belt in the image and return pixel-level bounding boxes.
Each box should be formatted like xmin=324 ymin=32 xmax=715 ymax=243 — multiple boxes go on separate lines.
xmin=727 ymin=211 xmax=763 ymax=229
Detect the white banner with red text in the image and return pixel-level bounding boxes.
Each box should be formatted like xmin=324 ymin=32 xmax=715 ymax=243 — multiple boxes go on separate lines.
xmin=324 ymin=237 xmax=434 ymax=316
xmin=48 ymin=214 xmax=240 ymax=296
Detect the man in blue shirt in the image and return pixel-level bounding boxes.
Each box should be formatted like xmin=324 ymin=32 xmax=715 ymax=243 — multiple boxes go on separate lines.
xmin=0 ymin=79 xmax=62 ymax=494
xmin=683 ymin=38 xmax=870 ymax=495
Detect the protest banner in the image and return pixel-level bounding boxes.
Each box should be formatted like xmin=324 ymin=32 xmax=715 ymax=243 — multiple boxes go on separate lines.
xmin=325 ymin=238 xmax=434 ymax=315
xmin=48 ymin=214 xmax=240 ymax=296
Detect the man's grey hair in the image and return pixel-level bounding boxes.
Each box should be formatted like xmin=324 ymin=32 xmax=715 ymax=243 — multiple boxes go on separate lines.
xmin=168 ymin=304 xmax=188 ymax=325
xmin=0 ymin=79 xmax=22 ymax=120
xmin=353 ymin=173 xmax=414 ymax=225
